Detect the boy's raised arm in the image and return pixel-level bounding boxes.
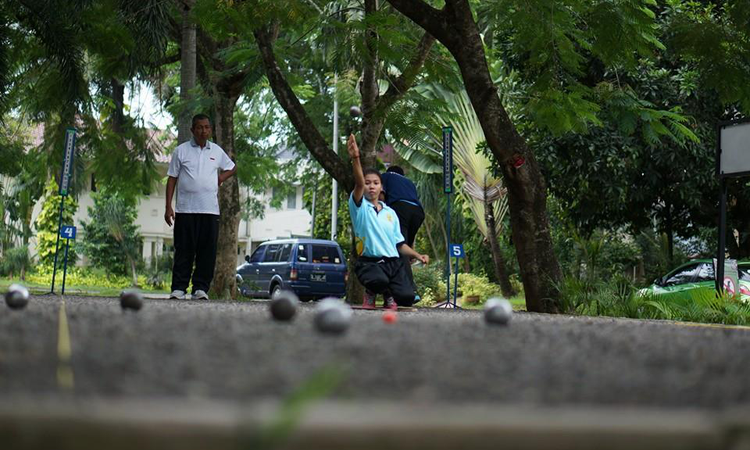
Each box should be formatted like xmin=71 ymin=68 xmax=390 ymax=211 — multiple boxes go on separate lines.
xmin=348 ymin=134 xmax=365 ymax=204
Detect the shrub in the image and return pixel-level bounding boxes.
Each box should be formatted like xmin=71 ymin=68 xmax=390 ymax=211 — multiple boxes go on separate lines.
xmin=555 ymin=273 xmax=750 ymax=325
xmin=456 ymin=272 xmax=504 ymax=305
xmin=34 ymin=180 xmax=79 ymax=266
xmin=79 ymin=191 xmax=143 ymax=278
xmin=509 ymin=274 xmax=524 ymax=298
xmin=0 ymin=246 xmax=30 ymax=278
xmin=412 ymin=264 xmax=446 ymax=306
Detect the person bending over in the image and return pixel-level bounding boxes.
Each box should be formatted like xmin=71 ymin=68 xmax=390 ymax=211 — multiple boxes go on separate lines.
xmin=346 ymin=134 xmax=429 ymax=309
xmin=380 ymin=165 xmax=425 ymax=301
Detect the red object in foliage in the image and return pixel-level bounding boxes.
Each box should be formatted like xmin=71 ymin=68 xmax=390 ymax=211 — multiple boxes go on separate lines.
xmin=512 ymin=154 xmax=525 ymax=169
xmin=382 ymin=311 xmax=397 ymax=324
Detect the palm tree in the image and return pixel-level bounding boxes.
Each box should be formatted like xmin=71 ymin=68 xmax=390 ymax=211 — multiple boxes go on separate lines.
xmin=98 ymin=194 xmax=142 ymax=287
xmin=398 ymin=88 xmax=515 ymax=297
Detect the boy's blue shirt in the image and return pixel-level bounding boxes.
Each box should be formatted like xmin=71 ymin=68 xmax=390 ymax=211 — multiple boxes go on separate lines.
xmin=348 ymin=192 xmax=405 ymax=258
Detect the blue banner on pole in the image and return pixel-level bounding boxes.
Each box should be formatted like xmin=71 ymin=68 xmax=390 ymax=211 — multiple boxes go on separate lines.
xmin=60 ymin=225 xmax=77 ymax=239
xmin=59 ymin=128 xmax=76 ymax=196
xmin=442 ymin=126 xmax=453 ymax=194
xmin=450 ymin=244 xmax=465 ymax=258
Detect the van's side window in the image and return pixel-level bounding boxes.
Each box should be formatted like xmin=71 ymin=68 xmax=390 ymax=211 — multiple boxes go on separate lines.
xmin=297 ymin=244 xmax=308 ymax=262
xmin=249 ymin=247 xmax=265 ymax=263
xmin=263 ymin=244 xmax=281 ymax=262
xmin=312 ymin=245 xmax=341 ymax=264
xmin=277 ymin=243 xmax=292 ymax=262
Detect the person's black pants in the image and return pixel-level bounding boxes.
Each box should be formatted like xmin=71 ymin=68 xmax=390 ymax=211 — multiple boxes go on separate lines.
xmin=389 ymin=201 xmax=425 ymax=290
xmin=171 ymin=213 xmax=220 ymax=294
xmin=389 ymin=201 xmax=425 ymax=247
xmin=355 ymin=257 xmax=415 ymax=306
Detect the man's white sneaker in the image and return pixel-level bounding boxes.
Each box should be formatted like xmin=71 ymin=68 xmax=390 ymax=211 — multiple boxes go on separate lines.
xmin=192 ymin=290 xmax=209 ymax=300
xmin=169 ymin=290 xmax=186 ymax=299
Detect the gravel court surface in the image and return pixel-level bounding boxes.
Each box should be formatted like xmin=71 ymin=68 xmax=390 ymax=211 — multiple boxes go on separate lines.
xmin=1 ymin=295 xmax=749 ymax=410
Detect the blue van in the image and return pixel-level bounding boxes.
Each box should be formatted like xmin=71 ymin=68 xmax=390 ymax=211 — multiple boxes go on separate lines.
xmin=236 ymin=238 xmax=348 ymax=301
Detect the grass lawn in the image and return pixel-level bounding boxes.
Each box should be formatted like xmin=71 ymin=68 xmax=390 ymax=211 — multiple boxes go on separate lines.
xmin=455 ymin=294 xmax=527 ymax=311
xmin=0 ymin=278 xmax=169 ymax=297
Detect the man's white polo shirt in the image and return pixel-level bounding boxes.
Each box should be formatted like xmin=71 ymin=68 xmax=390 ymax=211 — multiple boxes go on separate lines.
xmin=167 ymin=138 xmax=235 ymax=215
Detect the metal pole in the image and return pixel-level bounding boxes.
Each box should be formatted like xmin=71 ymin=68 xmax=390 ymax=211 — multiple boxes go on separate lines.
xmin=446 ymin=191 xmax=451 ymax=305
xmin=331 ymin=74 xmax=339 ymax=241
xmin=453 ymin=256 xmax=459 ymax=306
xmin=50 ymin=195 xmax=65 ymax=293
xmin=61 ymin=238 xmax=70 ymax=295
xmin=717 ymin=177 xmax=727 ymax=295
xmin=310 ymin=178 xmax=318 ymax=238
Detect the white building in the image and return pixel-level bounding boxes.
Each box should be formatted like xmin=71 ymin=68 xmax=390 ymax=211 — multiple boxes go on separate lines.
xmin=24 ymin=128 xmax=312 ymax=267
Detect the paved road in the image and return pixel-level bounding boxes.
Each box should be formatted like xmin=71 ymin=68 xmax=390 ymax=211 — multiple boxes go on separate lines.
xmin=1 ymin=295 xmax=749 ymax=410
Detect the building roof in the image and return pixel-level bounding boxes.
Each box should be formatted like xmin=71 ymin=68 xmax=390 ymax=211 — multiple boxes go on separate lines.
xmin=145 ymin=129 xmax=175 ymax=164
xmin=23 ymin=122 xmax=176 ymax=163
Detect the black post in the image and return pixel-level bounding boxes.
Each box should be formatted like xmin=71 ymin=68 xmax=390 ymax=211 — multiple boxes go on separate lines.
xmin=50 ymin=195 xmax=65 ymax=294
xmin=61 ymin=238 xmax=70 ymax=295
xmin=716 ymin=178 xmax=727 ymax=295
xmin=446 ymin=190 xmax=451 ymax=303
xmin=453 ymin=256 xmax=459 ymax=306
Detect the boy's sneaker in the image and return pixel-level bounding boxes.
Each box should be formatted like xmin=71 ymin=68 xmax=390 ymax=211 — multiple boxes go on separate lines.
xmin=383 ymin=297 xmax=398 ymax=310
xmin=413 ymin=294 xmax=421 ymax=304
xmin=169 ymin=290 xmax=186 ymax=299
xmin=362 ymin=290 xmax=377 ymax=309
xmin=192 ymin=290 xmax=209 ymax=300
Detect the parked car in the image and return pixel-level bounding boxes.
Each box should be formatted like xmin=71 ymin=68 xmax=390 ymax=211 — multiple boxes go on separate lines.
xmin=236 ymin=238 xmax=348 ymax=301
xmin=639 ymin=259 xmax=750 ymax=302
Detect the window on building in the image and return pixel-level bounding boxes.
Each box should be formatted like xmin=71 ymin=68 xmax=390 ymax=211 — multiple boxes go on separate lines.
xmin=286 ymin=189 xmax=297 ymax=210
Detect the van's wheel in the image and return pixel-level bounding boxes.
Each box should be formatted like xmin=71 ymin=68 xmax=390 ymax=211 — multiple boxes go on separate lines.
xmin=271 ymin=284 xmax=282 ymax=299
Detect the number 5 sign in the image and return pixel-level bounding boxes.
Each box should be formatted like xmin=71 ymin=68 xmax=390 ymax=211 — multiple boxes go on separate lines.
xmin=450 ymin=244 xmax=465 ymax=258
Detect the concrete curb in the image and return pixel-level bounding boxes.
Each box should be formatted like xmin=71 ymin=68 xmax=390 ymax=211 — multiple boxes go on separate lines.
xmin=0 ymin=398 xmax=747 ymax=450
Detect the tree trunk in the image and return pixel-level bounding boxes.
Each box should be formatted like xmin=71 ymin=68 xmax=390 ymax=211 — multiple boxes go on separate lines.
xmin=386 ymin=0 xmax=562 ymax=312
xmin=130 ymin=256 xmax=138 ymax=287
xmin=178 ymin=0 xmax=197 ymax=144
xmin=486 ymin=199 xmax=515 ymax=298
xmin=254 ymin=12 xmax=433 ymax=306
xmin=210 ymin=81 xmax=242 ymax=300
xmin=665 ymin=201 xmax=674 ymax=265
xmin=254 ymin=25 xmax=354 ymax=191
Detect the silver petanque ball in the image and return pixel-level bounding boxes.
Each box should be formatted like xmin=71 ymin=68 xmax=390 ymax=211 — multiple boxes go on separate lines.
xmin=484 ymin=297 xmax=512 ymax=325
xmin=120 ymin=290 xmax=144 ymax=311
xmin=349 ymin=105 xmax=361 ymax=118
xmin=314 ymin=297 xmax=352 ymax=334
xmin=270 ymin=290 xmax=299 ymax=322
xmin=5 ymin=284 xmax=29 ymax=310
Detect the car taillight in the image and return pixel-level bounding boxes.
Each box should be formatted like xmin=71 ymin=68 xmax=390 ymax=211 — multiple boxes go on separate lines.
xmin=290 ymin=268 xmax=298 ymax=281
xmin=344 ymin=271 xmax=349 ymax=283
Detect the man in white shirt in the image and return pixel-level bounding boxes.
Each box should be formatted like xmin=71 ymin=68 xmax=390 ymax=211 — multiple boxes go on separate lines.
xmin=165 ymin=114 xmax=237 ymax=300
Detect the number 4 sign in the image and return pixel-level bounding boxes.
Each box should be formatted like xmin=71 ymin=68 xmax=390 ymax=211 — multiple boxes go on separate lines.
xmin=450 ymin=244 xmax=465 ymax=258
xmin=60 ymin=225 xmax=77 ymax=239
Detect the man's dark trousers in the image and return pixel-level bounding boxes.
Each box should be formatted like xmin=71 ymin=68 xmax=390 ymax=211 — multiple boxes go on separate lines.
xmin=389 ymin=201 xmax=425 ymax=290
xmin=171 ymin=213 xmax=220 ymax=294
